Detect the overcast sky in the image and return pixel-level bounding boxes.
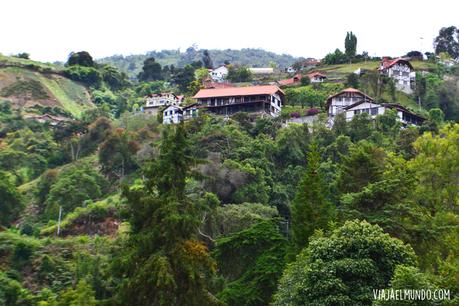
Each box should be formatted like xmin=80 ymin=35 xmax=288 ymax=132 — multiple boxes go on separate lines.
xmin=1 ymin=0 xmax=457 ymax=62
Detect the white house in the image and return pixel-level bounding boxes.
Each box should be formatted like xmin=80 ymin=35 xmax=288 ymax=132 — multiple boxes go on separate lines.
xmin=307 ymin=71 xmax=327 ymax=83
xmin=343 ymin=101 xmax=425 ymax=126
xmin=143 ymin=92 xmax=183 ymax=116
xmin=379 ymin=57 xmax=414 ymax=94
xmin=326 ymin=88 xmax=374 ymax=124
xmin=162 ymin=104 xmax=199 ymax=124
xmin=163 ymin=105 xmax=183 ymax=124
xmin=209 ymin=65 xmax=229 ymax=82
xmin=286 ymin=66 xmax=297 ymax=74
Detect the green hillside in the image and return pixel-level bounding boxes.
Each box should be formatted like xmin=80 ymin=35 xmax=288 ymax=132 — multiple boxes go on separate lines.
xmin=98 ymin=48 xmax=303 ymax=78
xmin=312 ymin=60 xmax=438 ymax=81
xmin=0 ymin=55 xmax=94 ymax=118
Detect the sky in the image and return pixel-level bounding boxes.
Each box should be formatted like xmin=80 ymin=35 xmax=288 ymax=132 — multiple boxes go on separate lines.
xmin=1 ymin=0 xmax=458 ymax=62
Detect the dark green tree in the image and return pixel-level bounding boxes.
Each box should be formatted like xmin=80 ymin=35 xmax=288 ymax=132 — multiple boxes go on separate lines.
xmin=345 ymin=73 xmax=359 ymax=88
xmin=138 ymin=57 xmax=163 ymax=81
xmin=0 ymin=171 xmax=22 ymax=226
xmin=67 ymin=51 xmax=95 ymax=67
xmin=273 ymin=220 xmax=418 ymax=306
xmin=336 ymin=141 xmax=385 ymax=194
xmin=345 ymin=31 xmax=358 ymax=59
xmin=202 ymin=50 xmax=213 ymax=69
xmin=434 ymin=26 xmax=459 ymax=58
xmin=291 ymin=142 xmax=335 ymax=252
xmin=173 ymin=64 xmax=196 ymax=93
xmin=117 ymin=124 xmax=222 ymax=306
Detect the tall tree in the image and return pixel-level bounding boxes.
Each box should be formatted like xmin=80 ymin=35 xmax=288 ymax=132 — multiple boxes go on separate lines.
xmin=67 ymin=51 xmax=95 ymax=67
xmin=138 ymin=57 xmax=163 ymax=81
xmin=202 ymin=49 xmax=213 ymax=69
xmin=273 ymin=220 xmax=417 ymax=306
xmin=117 ymin=124 xmax=222 ymax=306
xmin=0 ymin=171 xmax=22 ymax=226
xmin=344 ymin=31 xmax=358 ymax=59
xmin=434 ymin=26 xmax=459 ymax=59
xmin=291 ymin=142 xmax=335 ymax=253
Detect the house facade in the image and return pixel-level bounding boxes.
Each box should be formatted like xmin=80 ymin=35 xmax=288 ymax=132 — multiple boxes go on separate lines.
xmin=379 ymin=57 xmax=414 ymax=94
xmin=143 ymin=92 xmax=183 ymax=116
xmin=209 ymin=66 xmax=229 ymax=82
xmin=162 ymin=104 xmax=199 ymax=125
xmin=307 ymin=72 xmax=327 ymax=83
xmin=343 ymin=101 xmax=424 ymax=126
xmin=326 ymin=88 xmax=374 ymax=123
xmin=193 ymin=85 xmax=284 ymax=117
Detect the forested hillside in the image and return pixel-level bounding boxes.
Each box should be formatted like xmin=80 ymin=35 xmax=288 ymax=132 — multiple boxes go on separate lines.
xmin=1 ymin=32 xmax=459 ymax=305
xmin=98 ymin=47 xmax=302 ymax=78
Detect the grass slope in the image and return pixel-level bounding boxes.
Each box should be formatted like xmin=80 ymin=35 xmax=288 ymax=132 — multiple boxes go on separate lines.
xmin=316 ymin=60 xmax=437 ymax=81
xmin=0 ymin=55 xmax=94 ymax=118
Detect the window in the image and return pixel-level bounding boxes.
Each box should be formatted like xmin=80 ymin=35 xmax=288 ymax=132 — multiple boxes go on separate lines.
xmin=371 ymin=107 xmax=379 ymax=115
xmin=354 ymin=109 xmax=361 ymax=115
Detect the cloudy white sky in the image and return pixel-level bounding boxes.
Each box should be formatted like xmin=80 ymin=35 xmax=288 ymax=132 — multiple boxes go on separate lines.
xmin=1 ymin=0 xmax=457 ymax=62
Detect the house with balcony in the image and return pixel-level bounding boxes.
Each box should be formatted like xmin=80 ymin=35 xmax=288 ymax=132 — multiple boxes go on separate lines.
xmin=193 ymin=85 xmax=284 ymax=117
xmin=379 ymin=57 xmax=414 ymax=94
xmin=143 ymin=92 xmax=183 ymax=116
xmin=343 ymin=101 xmax=424 ymax=126
xmin=326 ymin=88 xmax=374 ymax=124
xmin=162 ymin=104 xmax=199 ymax=125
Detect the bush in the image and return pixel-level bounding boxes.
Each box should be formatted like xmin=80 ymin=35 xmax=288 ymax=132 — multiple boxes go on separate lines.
xmin=64 ymin=66 xmax=102 ymax=88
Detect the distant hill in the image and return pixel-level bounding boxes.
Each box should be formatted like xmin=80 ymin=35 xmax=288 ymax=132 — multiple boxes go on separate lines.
xmin=98 ymin=48 xmax=304 ymax=78
xmin=0 ymin=54 xmax=94 ymax=118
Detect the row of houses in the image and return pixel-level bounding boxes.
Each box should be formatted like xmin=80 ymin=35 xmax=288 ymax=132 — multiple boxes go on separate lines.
xmin=326 ymin=87 xmax=424 ymax=126
xmin=141 ymin=57 xmax=423 ymax=126
xmin=143 ymin=84 xmax=424 ymax=127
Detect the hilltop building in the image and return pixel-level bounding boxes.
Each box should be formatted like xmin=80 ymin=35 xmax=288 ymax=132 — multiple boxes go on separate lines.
xmin=277 ymin=72 xmax=327 ymax=86
xmin=307 ymin=71 xmax=327 ymax=83
xmin=209 ymin=65 xmax=229 ymax=82
xmin=379 ymin=57 xmax=414 ymax=94
xmin=143 ymin=92 xmax=183 ymax=116
xmin=326 ymin=87 xmax=424 ymax=126
xmin=163 ymin=104 xmax=199 ymax=125
xmin=193 ymin=85 xmax=284 ymax=117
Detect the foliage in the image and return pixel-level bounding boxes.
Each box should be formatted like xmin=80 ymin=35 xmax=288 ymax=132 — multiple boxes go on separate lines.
xmin=272 ymin=220 xmax=417 ymax=306
xmin=64 ymin=66 xmax=102 ymax=88
xmin=291 ymin=142 xmax=335 ymax=253
xmin=67 ymin=51 xmax=95 ymax=67
xmin=116 ymin=124 xmax=222 ymax=305
xmin=214 ymin=219 xmax=287 ymax=306
xmin=138 ymin=57 xmax=163 ymax=81
xmin=0 ymin=171 xmax=23 ymax=226
xmin=434 ymin=26 xmax=459 ymax=59
xmin=344 ymin=31 xmax=357 ymax=59
xmin=43 ymin=164 xmax=108 ymax=219
xmin=227 ymin=65 xmax=252 ymax=82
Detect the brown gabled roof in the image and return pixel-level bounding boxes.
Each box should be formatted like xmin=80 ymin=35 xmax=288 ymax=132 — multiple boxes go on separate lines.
xmin=326 ymin=88 xmax=374 ymax=109
xmin=307 ymin=71 xmax=327 ymax=78
xmin=379 ymin=58 xmax=413 ymax=70
xmin=193 ymin=85 xmax=284 ymax=99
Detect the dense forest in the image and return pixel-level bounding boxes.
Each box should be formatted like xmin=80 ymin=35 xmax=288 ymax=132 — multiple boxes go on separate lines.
xmin=1 ymin=27 xmax=459 ymax=305
xmin=98 ymin=47 xmax=302 ymax=78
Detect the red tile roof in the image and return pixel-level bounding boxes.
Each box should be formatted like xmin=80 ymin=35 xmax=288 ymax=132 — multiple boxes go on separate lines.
xmin=278 ymin=74 xmax=303 ymax=86
xmin=307 ymin=71 xmax=327 ymax=78
xmin=193 ymin=85 xmax=284 ymax=99
xmin=379 ymin=57 xmax=413 ymax=70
